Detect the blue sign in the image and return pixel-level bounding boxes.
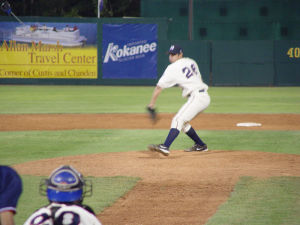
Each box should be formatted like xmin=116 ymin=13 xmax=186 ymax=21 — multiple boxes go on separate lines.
xmin=102 ymin=24 xmax=157 ymax=79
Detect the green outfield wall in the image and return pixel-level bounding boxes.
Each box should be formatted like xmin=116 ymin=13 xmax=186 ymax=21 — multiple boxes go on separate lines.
xmin=141 ymin=0 xmax=300 ymax=41
xmin=0 ymin=16 xmax=299 ymax=86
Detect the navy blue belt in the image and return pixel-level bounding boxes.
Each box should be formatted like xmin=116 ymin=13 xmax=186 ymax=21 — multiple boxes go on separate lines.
xmin=199 ymin=89 xmax=205 ymax=93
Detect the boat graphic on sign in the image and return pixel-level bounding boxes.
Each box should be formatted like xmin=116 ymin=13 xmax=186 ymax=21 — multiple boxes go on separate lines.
xmin=12 ymin=25 xmax=87 ymax=47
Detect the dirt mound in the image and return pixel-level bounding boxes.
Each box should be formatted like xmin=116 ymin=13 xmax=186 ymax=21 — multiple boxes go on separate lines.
xmin=14 ymin=150 xmax=300 ymax=225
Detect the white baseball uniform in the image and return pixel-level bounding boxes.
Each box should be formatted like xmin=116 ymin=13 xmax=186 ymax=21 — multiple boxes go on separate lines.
xmin=157 ymin=57 xmax=210 ymax=132
xmin=23 ymin=203 xmax=102 ymax=225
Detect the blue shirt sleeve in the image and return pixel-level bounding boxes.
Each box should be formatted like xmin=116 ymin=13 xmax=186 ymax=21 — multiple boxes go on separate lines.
xmin=0 ymin=166 xmax=23 ymax=214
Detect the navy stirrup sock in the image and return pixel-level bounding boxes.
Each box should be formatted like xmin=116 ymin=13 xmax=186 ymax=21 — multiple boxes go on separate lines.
xmin=186 ymin=127 xmax=205 ymax=146
xmin=164 ymin=128 xmax=180 ymax=148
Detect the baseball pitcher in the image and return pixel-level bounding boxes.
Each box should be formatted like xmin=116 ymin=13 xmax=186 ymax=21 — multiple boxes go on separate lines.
xmin=148 ymin=45 xmax=210 ymax=156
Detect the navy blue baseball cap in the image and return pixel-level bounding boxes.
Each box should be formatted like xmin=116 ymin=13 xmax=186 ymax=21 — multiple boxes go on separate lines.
xmin=168 ymin=45 xmax=183 ymax=55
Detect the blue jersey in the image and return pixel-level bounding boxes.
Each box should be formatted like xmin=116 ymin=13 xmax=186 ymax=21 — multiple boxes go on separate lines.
xmin=0 ymin=166 xmax=23 ymax=214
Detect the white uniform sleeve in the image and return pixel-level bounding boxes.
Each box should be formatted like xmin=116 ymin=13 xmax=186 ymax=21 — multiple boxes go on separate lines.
xmin=157 ymin=65 xmax=177 ymax=89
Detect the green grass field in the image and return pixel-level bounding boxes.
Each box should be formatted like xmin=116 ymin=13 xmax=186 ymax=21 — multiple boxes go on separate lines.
xmin=206 ymin=176 xmax=300 ymax=225
xmin=1 ymin=85 xmax=300 ymax=224
xmin=0 ymin=86 xmax=299 ymax=113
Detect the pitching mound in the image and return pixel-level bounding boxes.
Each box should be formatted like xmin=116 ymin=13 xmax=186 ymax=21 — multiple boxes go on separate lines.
xmin=14 ymin=150 xmax=300 ymax=225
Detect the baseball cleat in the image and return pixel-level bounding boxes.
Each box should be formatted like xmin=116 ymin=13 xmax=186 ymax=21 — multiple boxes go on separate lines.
xmin=148 ymin=144 xmax=170 ymax=156
xmin=185 ymin=144 xmax=208 ymax=152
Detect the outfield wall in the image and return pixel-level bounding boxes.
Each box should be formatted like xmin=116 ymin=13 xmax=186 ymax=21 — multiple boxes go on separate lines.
xmin=0 ymin=16 xmax=299 ymax=86
xmin=141 ymin=0 xmax=300 ymax=41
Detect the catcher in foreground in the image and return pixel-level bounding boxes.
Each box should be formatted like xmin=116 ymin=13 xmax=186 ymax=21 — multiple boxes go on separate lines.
xmin=147 ymin=44 xmax=210 ymax=156
xmin=23 ymin=165 xmax=102 ymax=225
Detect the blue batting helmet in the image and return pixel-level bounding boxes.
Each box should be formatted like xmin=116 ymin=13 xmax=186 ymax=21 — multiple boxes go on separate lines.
xmin=40 ymin=165 xmax=91 ymax=203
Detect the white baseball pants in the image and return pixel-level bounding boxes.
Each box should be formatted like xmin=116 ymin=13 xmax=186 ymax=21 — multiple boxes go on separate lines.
xmin=171 ymin=90 xmax=210 ymax=132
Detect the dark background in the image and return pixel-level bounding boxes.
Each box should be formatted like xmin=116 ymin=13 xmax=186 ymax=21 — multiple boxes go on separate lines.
xmin=0 ymin=0 xmax=140 ymax=17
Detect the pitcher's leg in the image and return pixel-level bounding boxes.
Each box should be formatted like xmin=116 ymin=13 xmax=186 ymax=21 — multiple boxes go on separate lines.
xmin=183 ymin=125 xmax=206 ymax=146
xmin=163 ymin=128 xmax=180 ymax=148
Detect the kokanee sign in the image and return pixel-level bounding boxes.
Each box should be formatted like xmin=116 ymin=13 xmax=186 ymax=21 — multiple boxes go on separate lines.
xmin=102 ymin=24 xmax=158 ymax=79
xmin=103 ymin=42 xmax=157 ymax=63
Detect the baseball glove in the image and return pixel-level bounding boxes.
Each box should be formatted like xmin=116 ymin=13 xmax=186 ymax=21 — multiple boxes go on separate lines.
xmin=146 ymin=106 xmax=157 ymax=123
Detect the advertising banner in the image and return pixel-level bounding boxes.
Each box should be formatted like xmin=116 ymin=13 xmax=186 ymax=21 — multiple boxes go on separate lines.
xmin=102 ymin=24 xmax=157 ymax=79
xmin=0 ymin=22 xmax=97 ymax=79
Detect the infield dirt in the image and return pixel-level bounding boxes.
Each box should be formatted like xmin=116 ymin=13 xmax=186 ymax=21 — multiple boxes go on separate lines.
xmin=1 ymin=113 xmax=300 ymax=131
xmin=7 ymin=113 xmax=300 ymax=225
